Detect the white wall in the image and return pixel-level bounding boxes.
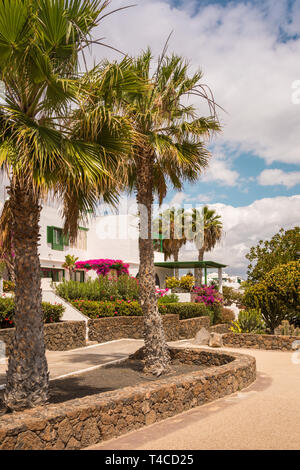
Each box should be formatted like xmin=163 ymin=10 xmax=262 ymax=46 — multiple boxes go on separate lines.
xmin=39 ymin=206 xmax=165 ymax=279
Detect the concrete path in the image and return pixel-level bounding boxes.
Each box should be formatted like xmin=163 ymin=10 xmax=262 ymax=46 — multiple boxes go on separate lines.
xmin=87 ymin=341 xmax=300 ymax=451
xmin=0 ymin=339 xmax=143 ymax=387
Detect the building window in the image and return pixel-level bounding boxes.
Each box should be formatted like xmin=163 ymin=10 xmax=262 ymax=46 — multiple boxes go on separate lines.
xmin=41 ymin=268 xmax=64 ymax=282
xmin=70 ymin=228 xmax=88 ymax=251
xmin=71 ymin=270 xmax=85 ymax=283
xmin=47 ymin=226 xmax=69 ymax=251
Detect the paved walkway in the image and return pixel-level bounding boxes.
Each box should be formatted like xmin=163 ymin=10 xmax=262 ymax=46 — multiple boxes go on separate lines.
xmin=0 ymin=339 xmax=143 ymax=387
xmin=87 ymin=341 xmax=300 ymax=451
xmin=1 ymin=339 xmax=299 ymax=449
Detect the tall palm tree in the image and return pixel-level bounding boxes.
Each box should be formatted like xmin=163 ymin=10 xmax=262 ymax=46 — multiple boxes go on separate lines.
xmin=192 ymin=206 xmax=223 ymax=285
xmin=89 ymin=50 xmax=220 ymax=375
xmin=0 ymin=0 xmax=140 ymax=411
xmin=153 ymin=207 xmax=187 ymax=278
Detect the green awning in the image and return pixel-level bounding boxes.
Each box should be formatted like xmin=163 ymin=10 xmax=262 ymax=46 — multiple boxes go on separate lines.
xmin=154 ymin=260 xmax=227 ymax=269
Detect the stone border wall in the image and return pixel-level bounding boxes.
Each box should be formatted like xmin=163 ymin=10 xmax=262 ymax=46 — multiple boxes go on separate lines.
xmin=0 ymin=347 xmax=256 ymax=450
xmin=88 ymin=315 xmax=210 ymax=343
xmin=222 ymin=332 xmax=299 ymax=351
xmin=0 ymin=321 xmax=86 ymax=355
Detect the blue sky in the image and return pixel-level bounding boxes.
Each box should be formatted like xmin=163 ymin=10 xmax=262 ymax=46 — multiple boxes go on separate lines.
xmin=94 ymin=0 xmax=300 ymax=275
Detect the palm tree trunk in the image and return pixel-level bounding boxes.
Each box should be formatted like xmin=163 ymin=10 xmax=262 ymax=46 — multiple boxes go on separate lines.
xmin=4 ymin=181 xmax=49 ymax=411
xmin=174 ymin=248 xmax=179 ymax=279
xmin=136 ymin=155 xmax=170 ymax=376
xmin=195 ymin=247 xmax=205 ymax=286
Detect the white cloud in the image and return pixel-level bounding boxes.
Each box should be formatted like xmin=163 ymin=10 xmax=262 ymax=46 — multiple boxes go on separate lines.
xmin=258 ymin=169 xmax=300 ymax=188
xmin=91 ymin=0 xmax=300 ymax=165
xmin=201 ymin=157 xmax=239 ymax=186
xmin=180 ymin=195 xmax=300 ymax=276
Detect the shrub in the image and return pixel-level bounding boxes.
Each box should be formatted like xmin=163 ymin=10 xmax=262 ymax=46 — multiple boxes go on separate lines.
xmin=244 ymin=261 xmax=300 ymax=332
xmin=222 ymin=286 xmax=244 ymax=306
xmin=230 ymin=309 xmax=265 ymax=334
xmin=220 ymin=307 xmax=235 ymax=324
xmin=157 ymin=293 xmax=179 ymax=304
xmin=275 ymin=320 xmax=300 ymax=337
xmin=0 ymin=299 xmax=65 ymax=328
xmin=56 ymin=275 xmax=139 ymax=302
xmin=179 ymin=275 xmax=195 ymax=291
xmin=3 ymin=280 xmax=15 ymax=293
xmin=158 ymin=302 xmax=212 ymax=322
xmin=71 ymin=299 xmax=142 ymax=318
xmin=165 ymin=277 xmax=180 ymax=289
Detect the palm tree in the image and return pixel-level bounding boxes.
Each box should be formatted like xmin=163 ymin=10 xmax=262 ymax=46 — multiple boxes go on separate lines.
xmin=153 ymin=207 xmax=187 ymax=278
xmin=62 ymin=254 xmax=79 ymax=280
xmin=192 ymin=206 xmax=223 ymax=285
xmin=0 ymin=0 xmax=140 ymax=411
xmin=91 ymin=50 xmax=220 ymax=375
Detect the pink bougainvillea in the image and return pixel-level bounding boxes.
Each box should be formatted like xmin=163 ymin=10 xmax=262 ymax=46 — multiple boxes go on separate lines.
xmin=192 ymin=284 xmax=223 ymax=306
xmin=74 ymin=259 xmax=129 ymax=277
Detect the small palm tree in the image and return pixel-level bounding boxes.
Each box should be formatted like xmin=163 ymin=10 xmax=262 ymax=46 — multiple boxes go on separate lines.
xmin=192 ymin=206 xmax=223 ymax=285
xmin=62 ymin=255 xmax=79 ymax=280
xmin=0 ymin=0 xmax=140 ymax=411
xmin=153 ymin=207 xmax=187 ymax=278
xmin=92 ymin=50 xmax=220 ymax=375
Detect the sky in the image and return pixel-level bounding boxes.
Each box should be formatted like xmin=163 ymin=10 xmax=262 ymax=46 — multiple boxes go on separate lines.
xmin=90 ymin=0 xmax=300 ymax=277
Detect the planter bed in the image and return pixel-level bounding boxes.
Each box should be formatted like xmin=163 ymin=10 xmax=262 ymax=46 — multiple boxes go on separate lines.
xmin=222 ymin=332 xmax=299 ymax=351
xmin=0 ymin=347 xmax=256 ymax=450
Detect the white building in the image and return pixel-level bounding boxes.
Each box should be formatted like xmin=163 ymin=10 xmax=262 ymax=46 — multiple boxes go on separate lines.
xmin=37 ymin=202 xmax=169 ymax=287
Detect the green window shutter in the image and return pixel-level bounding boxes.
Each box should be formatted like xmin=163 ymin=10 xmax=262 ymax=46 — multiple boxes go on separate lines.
xmin=47 ymin=226 xmax=53 ymax=244
xmin=52 ymin=228 xmax=64 ymax=251
xmin=63 ymin=233 xmax=69 ymax=246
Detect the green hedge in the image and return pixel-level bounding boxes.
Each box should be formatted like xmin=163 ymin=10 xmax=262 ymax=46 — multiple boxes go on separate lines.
xmin=72 ymin=299 xmax=212 ymax=322
xmin=158 ymin=302 xmax=213 ymax=321
xmin=56 ymin=276 xmax=139 ymax=302
xmin=71 ymin=299 xmax=142 ymax=318
xmin=0 ymin=298 xmax=65 ymax=329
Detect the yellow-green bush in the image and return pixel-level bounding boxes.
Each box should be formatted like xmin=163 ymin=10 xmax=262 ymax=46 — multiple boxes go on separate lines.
xmin=165 ymin=277 xmax=180 ymax=289
xmin=179 ymin=275 xmax=195 ymax=291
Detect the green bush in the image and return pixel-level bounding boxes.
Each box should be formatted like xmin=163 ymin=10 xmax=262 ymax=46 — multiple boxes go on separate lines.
xmin=275 ymin=320 xmax=300 ymax=337
xmin=157 ymin=293 xmax=179 ymax=304
xmin=230 ymin=309 xmax=265 ymax=334
xmin=244 ymin=261 xmax=300 ymax=332
xmin=71 ymin=299 xmax=142 ymax=318
xmin=0 ymin=298 xmax=65 ymax=328
xmin=41 ymin=302 xmax=65 ymax=323
xmin=158 ymin=302 xmax=213 ymax=321
xmin=56 ymin=275 xmax=139 ymax=302
xmin=3 ymin=280 xmax=15 ymax=293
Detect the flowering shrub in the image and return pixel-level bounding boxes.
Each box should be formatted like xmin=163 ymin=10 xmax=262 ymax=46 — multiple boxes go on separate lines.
xmin=74 ymin=259 xmax=129 ymax=277
xmin=155 ymin=287 xmax=169 ymax=298
xmin=192 ymin=284 xmax=223 ymax=307
xmin=0 ymin=299 xmax=65 ymax=329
